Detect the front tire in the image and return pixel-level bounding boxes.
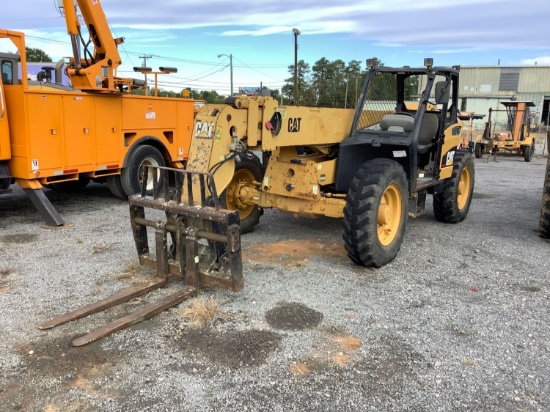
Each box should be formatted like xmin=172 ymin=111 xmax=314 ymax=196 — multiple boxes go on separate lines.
xmin=219 ymin=155 xmax=263 ymax=234
xmin=539 ymin=159 xmax=550 ymax=238
xmin=343 ymin=159 xmax=408 ymax=267
xmin=474 ymin=143 xmax=483 ymax=159
xmin=121 ymin=145 xmax=165 ymax=196
xmin=434 ymin=150 xmax=474 ymax=223
xmin=523 ymin=143 xmax=534 ymax=162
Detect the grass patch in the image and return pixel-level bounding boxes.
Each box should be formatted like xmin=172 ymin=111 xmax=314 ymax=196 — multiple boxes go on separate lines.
xmin=90 ymin=242 xmax=111 ymax=254
xmin=180 ymin=296 xmax=218 ymax=327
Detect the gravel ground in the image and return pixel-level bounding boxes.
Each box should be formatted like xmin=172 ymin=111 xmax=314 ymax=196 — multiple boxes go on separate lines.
xmin=0 ymin=155 xmax=549 ymax=411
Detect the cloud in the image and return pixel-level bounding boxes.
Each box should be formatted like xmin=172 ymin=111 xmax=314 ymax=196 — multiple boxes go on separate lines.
xmin=2 ymin=0 xmax=550 ymax=80
xmin=2 ymin=0 xmax=547 ymax=51
xmin=521 ymin=57 xmax=550 ymax=65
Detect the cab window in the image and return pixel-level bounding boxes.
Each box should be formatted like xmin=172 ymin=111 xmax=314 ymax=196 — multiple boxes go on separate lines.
xmin=1 ymin=60 xmax=13 ymax=85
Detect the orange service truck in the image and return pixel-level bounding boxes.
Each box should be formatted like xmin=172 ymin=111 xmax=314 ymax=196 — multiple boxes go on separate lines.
xmin=0 ymin=0 xmax=195 ymax=226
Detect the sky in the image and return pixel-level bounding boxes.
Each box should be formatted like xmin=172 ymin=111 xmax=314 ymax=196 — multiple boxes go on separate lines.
xmin=1 ymin=0 xmax=549 ymax=95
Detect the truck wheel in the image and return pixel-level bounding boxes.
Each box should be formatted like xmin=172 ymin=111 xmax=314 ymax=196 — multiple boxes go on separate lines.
xmin=0 ymin=178 xmax=10 ymax=190
xmin=107 ymin=175 xmax=127 ymax=199
xmin=121 ymin=145 xmax=165 ymax=196
xmin=474 ymin=143 xmax=483 ymax=159
xmin=220 ymin=155 xmax=263 ymax=234
xmin=342 ymin=159 xmax=408 ymax=267
xmin=539 ymin=159 xmax=550 ymax=238
xmin=523 ymin=143 xmax=534 ymax=162
xmin=434 ymin=150 xmax=474 ymax=223
xmin=50 ymin=176 xmax=90 ymax=192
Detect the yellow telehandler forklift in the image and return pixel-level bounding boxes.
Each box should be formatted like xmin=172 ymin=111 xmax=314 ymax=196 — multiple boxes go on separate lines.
xmin=41 ymin=58 xmax=475 ymax=346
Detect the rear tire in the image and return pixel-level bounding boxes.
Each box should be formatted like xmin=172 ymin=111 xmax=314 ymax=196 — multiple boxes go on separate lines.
xmin=121 ymin=145 xmax=165 ymax=196
xmin=342 ymin=159 xmax=408 ymax=267
xmin=434 ymin=150 xmax=474 ymax=223
xmin=523 ymin=143 xmax=534 ymax=162
xmin=107 ymin=175 xmax=127 ymax=199
xmin=539 ymin=159 xmax=550 ymax=238
xmin=0 ymin=178 xmax=10 ymax=190
xmin=474 ymin=143 xmax=483 ymax=159
xmin=219 ymin=155 xmax=263 ymax=234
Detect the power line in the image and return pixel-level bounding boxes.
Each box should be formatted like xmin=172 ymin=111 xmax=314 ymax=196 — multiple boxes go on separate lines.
xmin=23 ymin=34 xmax=288 ymax=91
xmin=232 ymin=56 xmax=286 ymax=82
xmin=23 ymin=34 xmax=289 ymax=69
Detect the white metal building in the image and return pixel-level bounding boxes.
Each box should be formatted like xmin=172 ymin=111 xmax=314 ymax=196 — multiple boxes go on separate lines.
xmin=458 ymin=65 xmax=550 ymax=131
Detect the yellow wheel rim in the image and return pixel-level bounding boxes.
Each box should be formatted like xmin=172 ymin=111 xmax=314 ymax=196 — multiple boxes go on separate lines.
xmin=225 ymin=168 xmax=256 ymax=220
xmin=457 ymin=166 xmax=471 ymax=210
xmin=377 ymin=184 xmax=402 ymax=246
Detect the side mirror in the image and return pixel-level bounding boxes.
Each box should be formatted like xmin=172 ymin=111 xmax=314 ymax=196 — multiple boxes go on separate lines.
xmin=435 ymin=81 xmax=450 ymax=105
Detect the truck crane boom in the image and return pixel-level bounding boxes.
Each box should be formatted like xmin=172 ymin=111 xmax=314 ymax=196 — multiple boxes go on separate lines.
xmin=61 ymin=0 xmax=126 ymax=92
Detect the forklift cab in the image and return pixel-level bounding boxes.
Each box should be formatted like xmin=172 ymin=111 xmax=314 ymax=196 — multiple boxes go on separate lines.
xmin=336 ymin=60 xmax=461 ymax=194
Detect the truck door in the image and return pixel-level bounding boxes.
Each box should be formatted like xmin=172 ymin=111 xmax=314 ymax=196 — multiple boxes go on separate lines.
xmin=0 ymin=58 xmax=11 ymax=161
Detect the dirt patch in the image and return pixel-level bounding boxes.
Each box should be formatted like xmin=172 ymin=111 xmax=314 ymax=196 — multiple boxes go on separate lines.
xmin=0 ymin=268 xmax=17 ymax=293
xmin=265 ymin=302 xmax=323 ymax=331
xmin=0 ymin=233 xmax=39 ymax=244
xmin=289 ymin=329 xmax=363 ymax=375
xmin=244 ymin=239 xmax=346 ymax=266
xmin=175 ymin=329 xmax=282 ymax=369
xmin=353 ymin=334 xmax=424 ymax=385
xmin=1 ymin=338 xmax=122 ymax=411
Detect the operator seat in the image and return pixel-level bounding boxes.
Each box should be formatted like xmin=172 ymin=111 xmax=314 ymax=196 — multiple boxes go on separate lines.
xmin=380 ymin=113 xmax=438 ymax=154
xmin=380 ymin=114 xmax=414 ymax=133
xmin=417 ymin=113 xmax=439 ymax=154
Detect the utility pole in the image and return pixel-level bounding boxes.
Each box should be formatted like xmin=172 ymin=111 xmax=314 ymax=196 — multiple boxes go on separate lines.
xmin=139 ymin=54 xmax=152 ymax=95
xmin=217 ymin=53 xmax=234 ymax=96
xmin=229 ymin=54 xmax=233 ymax=96
xmin=292 ymin=28 xmax=300 ymax=105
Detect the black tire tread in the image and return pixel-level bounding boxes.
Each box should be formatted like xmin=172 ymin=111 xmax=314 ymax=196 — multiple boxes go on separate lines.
xmin=433 ymin=150 xmax=475 ymax=223
xmin=524 ymin=143 xmax=534 ymax=162
xmin=474 ymin=143 xmax=483 ymax=159
xmin=121 ymin=145 xmax=165 ymax=196
xmin=342 ymin=159 xmax=408 ymax=267
xmin=107 ymin=175 xmax=127 ymax=199
xmin=539 ymin=158 xmax=550 ymax=238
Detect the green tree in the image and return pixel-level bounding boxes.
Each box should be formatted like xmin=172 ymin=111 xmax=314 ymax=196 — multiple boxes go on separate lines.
xmin=404 ymin=75 xmax=419 ymax=100
xmin=311 ymin=58 xmax=348 ymax=107
xmin=25 ymin=47 xmax=52 ymax=62
xmin=364 ymin=57 xmax=394 ymax=101
xmin=282 ymin=60 xmax=312 ymax=105
xmin=344 ymin=60 xmax=364 ymax=108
